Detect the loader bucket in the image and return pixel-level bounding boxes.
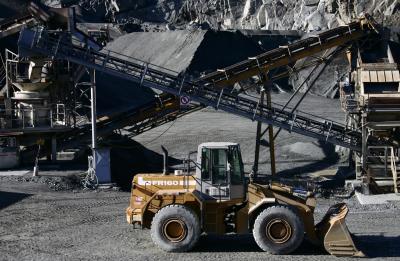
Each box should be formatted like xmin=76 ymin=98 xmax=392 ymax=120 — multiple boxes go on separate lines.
xmin=316 ymin=203 xmax=364 ymax=257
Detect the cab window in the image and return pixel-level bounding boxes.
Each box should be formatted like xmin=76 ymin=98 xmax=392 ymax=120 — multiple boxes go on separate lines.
xmin=201 ymin=148 xmax=211 ymax=180
xmin=212 ymin=149 xmax=228 ymax=185
xmin=201 ymin=148 xmax=228 ymax=185
xmin=229 ymin=146 xmax=244 ymax=185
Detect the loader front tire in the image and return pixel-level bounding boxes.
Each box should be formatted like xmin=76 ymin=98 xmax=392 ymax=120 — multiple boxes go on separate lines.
xmin=151 ymin=204 xmax=200 ymax=252
xmin=253 ymin=205 xmax=304 ymax=255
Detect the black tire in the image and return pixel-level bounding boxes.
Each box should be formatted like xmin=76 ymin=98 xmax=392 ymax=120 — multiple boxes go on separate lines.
xmin=150 ymin=204 xmax=200 ymax=252
xmin=253 ymin=205 xmax=304 ymax=255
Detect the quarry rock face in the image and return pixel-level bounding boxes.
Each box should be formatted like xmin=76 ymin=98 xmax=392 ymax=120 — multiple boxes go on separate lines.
xmin=0 ymin=0 xmax=386 ymax=98
xmin=71 ymin=0 xmax=399 ymax=32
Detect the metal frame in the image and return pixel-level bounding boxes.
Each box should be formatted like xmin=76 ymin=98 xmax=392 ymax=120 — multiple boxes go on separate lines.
xmin=18 ymin=28 xmax=365 ymax=151
xmin=196 ymin=17 xmax=375 ymax=87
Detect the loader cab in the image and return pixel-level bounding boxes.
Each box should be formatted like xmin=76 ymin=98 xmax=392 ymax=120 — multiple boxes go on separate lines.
xmin=195 ymin=142 xmax=245 ymax=200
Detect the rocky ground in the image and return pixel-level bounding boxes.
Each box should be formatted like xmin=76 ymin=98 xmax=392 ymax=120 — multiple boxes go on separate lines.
xmin=1 ymin=172 xmax=400 ymax=261
xmin=75 ymin=0 xmax=400 ymax=32
xmin=1 ymin=93 xmax=399 ymax=260
xmin=4 ymin=1 xmax=398 ymax=33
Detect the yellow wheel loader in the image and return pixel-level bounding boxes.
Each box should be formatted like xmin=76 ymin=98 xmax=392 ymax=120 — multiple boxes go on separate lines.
xmin=126 ymin=142 xmax=363 ymax=256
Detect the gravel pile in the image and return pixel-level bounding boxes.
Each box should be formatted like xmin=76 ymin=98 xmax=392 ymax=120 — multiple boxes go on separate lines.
xmin=104 ymin=29 xmax=262 ymax=76
xmin=0 ymin=173 xmax=83 ymax=191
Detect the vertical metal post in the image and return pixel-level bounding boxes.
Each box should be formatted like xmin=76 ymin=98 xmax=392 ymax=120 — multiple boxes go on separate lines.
xmin=51 ymin=135 xmax=57 ymax=163
xmin=90 ymin=69 xmax=97 ymax=173
xmin=253 ymin=88 xmax=265 ymax=177
xmin=361 ymin=114 xmax=367 ymax=172
xmin=30 ymin=106 xmax=34 ymax=127
xmin=384 ymin=146 xmax=388 ymax=176
xmin=265 ymin=79 xmax=276 ymax=176
xmin=22 ymin=108 xmax=24 ymax=129
xmin=50 ymin=108 xmax=53 ymax=128
xmin=5 ymin=50 xmax=9 ymax=98
xmin=360 ymin=114 xmax=369 ymax=195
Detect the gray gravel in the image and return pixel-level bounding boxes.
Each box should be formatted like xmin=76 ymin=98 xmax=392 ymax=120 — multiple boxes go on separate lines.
xmin=128 ymin=92 xmax=347 ymax=175
xmin=0 ymin=178 xmax=399 ymax=261
xmin=1 ymin=93 xmax=399 ymax=260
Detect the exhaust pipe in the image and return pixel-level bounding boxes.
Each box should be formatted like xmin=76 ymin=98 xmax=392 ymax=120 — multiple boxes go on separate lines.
xmin=161 ymin=145 xmax=169 ymax=175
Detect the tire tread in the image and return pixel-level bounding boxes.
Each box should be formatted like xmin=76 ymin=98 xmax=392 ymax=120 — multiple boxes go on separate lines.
xmin=253 ymin=204 xmax=304 ymax=255
xmin=150 ymin=204 xmax=200 ymax=252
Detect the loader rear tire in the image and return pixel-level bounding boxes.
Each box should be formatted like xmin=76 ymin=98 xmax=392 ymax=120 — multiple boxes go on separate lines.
xmin=253 ymin=205 xmax=304 ymax=255
xmin=151 ymin=204 xmax=200 ymax=252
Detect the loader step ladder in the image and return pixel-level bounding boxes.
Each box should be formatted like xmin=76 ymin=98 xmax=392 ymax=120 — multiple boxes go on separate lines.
xmin=18 ymin=27 xmax=364 ymax=151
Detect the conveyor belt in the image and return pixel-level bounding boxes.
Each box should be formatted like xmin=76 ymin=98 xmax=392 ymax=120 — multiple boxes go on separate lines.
xmin=17 ymin=27 xmax=366 ymax=150
xmin=197 ymin=16 xmax=377 ymax=87
xmin=0 ymin=13 xmax=35 ymax=39
xmin=58 ymin=94 xmax=201 ymax=149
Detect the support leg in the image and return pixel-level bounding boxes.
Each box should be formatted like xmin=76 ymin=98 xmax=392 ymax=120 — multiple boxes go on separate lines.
xmin=253 ymin=88 xmax=265 ymax=177
xmin=265 ymin=80 xmax=276 ymax=176
xmin=361 ymin=114 xmax=367 ymax=173
xmin=361 ymin=114 xmax=369 ymax=194
xmin=90 ymin=69 xmax=97 ymax=172
xmin=51 ymin=135 xmax=57 ymax=163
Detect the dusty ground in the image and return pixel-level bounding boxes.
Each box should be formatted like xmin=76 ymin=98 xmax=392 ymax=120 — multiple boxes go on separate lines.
xmin=1 ymin=175 xmax=400 ymax=261
xmin=1 ymin=93 xmax=400 ymax=260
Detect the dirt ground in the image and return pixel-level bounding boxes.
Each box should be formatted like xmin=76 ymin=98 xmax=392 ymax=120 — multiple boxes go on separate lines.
xmin=0 ymin=175 xmax=400 ymax=261
xmin=1 ymin=93 xmax=400 ymax=260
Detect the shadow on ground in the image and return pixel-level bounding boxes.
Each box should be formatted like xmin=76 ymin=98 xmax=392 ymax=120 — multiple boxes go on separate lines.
xmin=107 ymin=134 xmax=182 ymax=191
xmin=194 ymin=234 xmax=326 ymax=255
xmin=0 ymin=191 xmax=32 ymax=210
xmin=195 ymin=234 xmax=400 ymax=258
xmin=10 ymin=133 xmax=182 ymax=191
xmin=276 ymin=141 xmax=340 ymax=177
xmin=356 ymin=235 xmax=400 ymax=258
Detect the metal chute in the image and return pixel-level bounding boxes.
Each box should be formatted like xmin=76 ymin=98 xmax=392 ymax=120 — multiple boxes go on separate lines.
xmin=316 ymin=203 xmax=364 ymax=257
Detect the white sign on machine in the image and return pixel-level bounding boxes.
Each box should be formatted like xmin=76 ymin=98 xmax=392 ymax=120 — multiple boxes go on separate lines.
xmin=137 ymin=176 xmax=196 ymax=186
xmin=180 ymin=95 xmax=191 ymax=107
